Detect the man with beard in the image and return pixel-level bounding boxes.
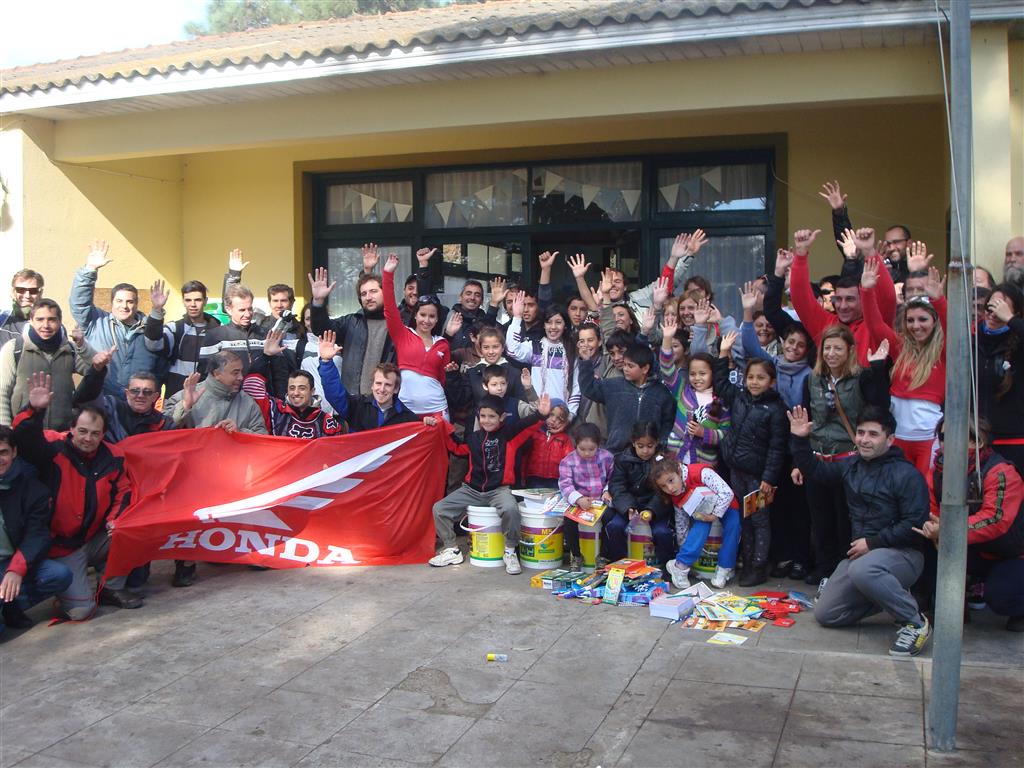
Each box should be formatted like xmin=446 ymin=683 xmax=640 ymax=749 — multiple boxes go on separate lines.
xmin=0 ymin=270 xmax=45 ymax=347
xmin=1004 ymin=236 xmax=1024 ymax=290
xmin=263 ymin=331 xmax=344 ymax=438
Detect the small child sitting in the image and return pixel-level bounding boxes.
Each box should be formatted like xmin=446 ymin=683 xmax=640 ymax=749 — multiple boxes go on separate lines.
xmin=557 ymin=423 xmax=614 ymax=569
xmin=606 ymin=421 xmax=672 ymax=565
xmin=471 ymin=364 xmax=538 ymax=431
xmin=650 ymin=456 xmax=741 ymax=590
xmin=431 ymin=393 xmax=552 ymax=574
xmin=522 ymin=400 xmax=574 ymax=489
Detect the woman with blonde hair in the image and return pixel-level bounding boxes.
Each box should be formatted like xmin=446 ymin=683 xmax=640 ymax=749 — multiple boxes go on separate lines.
xmin=861 ymin=252 xmax=946 ymax=476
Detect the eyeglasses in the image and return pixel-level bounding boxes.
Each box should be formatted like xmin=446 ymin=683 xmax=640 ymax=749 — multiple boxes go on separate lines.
xmin=819 ymin=288 xmax=834 ymax=296
xmin=14 ymin=286 xmax=41 ymax=295
xmin=906 ymin=296 xmax=932 ymax=307
xmin=127 ymin=387 xmax=158 ymax=397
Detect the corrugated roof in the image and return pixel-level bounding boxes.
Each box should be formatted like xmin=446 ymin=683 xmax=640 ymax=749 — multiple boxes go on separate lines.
xmin=0 ymin=0 xmax=840 ymax=95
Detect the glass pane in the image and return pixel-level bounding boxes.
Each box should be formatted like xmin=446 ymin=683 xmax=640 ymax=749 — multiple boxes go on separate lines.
xmin=656 ymin=164 xmax=767 ymax=212
xmin=531 ymin=162 xmax=642 ymax=224
xmin=424 ymin=168 xmax=528 ymax=228
xmin=659 ymin=235 xmax=765 ymax=321
xmin=326 ymin=181 xmax=414 ymax=225
xmin=326 ymin=245 xmax=411 ymax=317
xmin=435 ymin=241 xmax=521 ymax=308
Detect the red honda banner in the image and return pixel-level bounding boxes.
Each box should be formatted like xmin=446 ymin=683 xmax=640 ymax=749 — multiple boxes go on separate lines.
xmin=105 ymin=423 xmax=447 ymax=576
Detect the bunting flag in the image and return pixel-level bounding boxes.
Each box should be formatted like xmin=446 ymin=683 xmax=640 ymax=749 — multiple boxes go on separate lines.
xmin=701 ymin=166 xmax=722 ymax=193
xmin=474 ymin=185 xmax=494 ymax=209
xmin=105 ymin=424 xmax=448 ymax=575
xmin=359 ymin=193 xmax=377 ymax=219
xmin=435 ymin=200 xmax=454 ymax=225
xmin=376 ymin=200 xmax=393 ymax=222
xmin=621 ymin=189 xmax=641 ymax=216
xmin=543 ymin=171 xmax=564 ymax=197
xmin=681 ymin=176 xmax=703 ymax=198
xmin=394 ymin=203 xmax=412 ymax=222
xmin=512 ymin=168 xmax=528 ymax=181
xmin=659 ymin=183 xmax=680 ymax=208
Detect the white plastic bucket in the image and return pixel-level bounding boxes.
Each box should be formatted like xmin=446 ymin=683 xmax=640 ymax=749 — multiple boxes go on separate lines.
xmin=461 ymin=506 xmax=504 ymax=568
xmin=579 ymin=518 xmax=602 ymax=572
xmin=518 ymin=506 xmax=564 ymax=570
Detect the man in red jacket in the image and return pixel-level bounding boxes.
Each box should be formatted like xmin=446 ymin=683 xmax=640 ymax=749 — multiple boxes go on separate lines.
xmin=13 ymin=372 xmax=139 ymax=620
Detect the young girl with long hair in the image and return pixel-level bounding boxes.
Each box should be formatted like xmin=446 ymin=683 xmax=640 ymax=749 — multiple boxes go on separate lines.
xmin=506 ymin=292 xmax=580 ymax=415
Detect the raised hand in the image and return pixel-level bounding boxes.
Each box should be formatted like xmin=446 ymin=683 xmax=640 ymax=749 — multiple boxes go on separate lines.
xmin=660 ymin=309 xmax=678 ymax=342
xmin=263 ymin=330 xmax=285 ymax=357
xmin=182 ymin=372 xmax=203 ymax=411
xmin=589 ymin=285 xmax=604 ymax=308
xmin=307 ymin=267 xmax=337 ymax=304
xmin=739 ymin=281 xmax=759 ymax=314
xmin=853 ymin=227 xmax=876 ymax=258
xmin=652 ymin=275 xmax=670 ymax=309
xmin=719 ymin=330 xmax=738 ymax=356
xmin=415 ymin=247 xmax=437 ymax=267
xmin=70 ymin=326 xmax=85 ymax=348
xmin=924 ymin=266 xmax=946 ymax=300
xmin=318 ymin=329 xmax=341 ymax=361
xmin=774 ymin=248 xmax=794 ymax=278
xmin=819 ymin=180 xmax=847 ymax=210
xmin=906 ymin=241 xmax=934 ymax=272
xmin=693 ymin=297 xmax=711 ymax=326
xmin=669 ymin=233 xmax=691 ymax=261
xmin=511 ymin=290 xmax=526 ymax=319
xmin=640 ymin=307 xmax=657 ymax=335
xmin=489 ymin=276 xmax=508 ymax=308
xmin=228 ymin=248 xmax=249 ymax=272
xmin=707 ymin=303 xmax=723 ymax=326
xmin=792 ymin=229 xmax=821 ymax=256
xmin=600 ymin=268 xmax=615 ymax=298
xmin=688 ymin=229 xmax=709 ymax=256
xmin=362 ymin=243 xmax=380 ymax=273
xmin=521 ymin=368 xmax=533 ymax=389
xmin=537 ymin=393 xmax=552 ymax=417
xmin=27 ymin=371 xmax=53 ymax=411
xmin=85 ymin=240 xmax=112 ymax=270
xmin=861 ymin=255 xmax=880 ymax=290
xmin=150 ymin=279 xmax=169 ymax=312
xmin=538 ymin=250 xmax=558 ymax=272
xmin=837 ymin=228 xmax=858 ymax=260
xmin=787 ymin=405 xmax=814 ymax=437
xmin=445 ymin=311 xmax=463 ymax=337
xmin=988 ymin=295 xmax=1013 ymax=323
xmin=567 ymin=253 xmax=589 ymax=279
xmin=92 ymin=344 xmax=117 ymax=371
xmin=866 ymin=338 xmax=890 ymax=363
xmin=382 ymin=253 xmax=399 ymax=274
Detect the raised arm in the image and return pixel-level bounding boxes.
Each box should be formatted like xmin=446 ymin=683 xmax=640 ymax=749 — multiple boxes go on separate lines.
xmin=788 ymin=229 xmax=832 ymax=341
xmin=860 ymin=257 xmax=901 ymax=353
xmin=503 ymin=293 xmax=533 ymax=363
xmin=70 ymin=240 xmax=113 ymax=329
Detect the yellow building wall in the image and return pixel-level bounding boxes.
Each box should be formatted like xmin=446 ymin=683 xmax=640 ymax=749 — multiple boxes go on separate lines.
xmin=1010 ymin=39 xmax=1024 ymax=240
xmin=177 ymin=100 xmax=950 ymax=306
xmin=5 ymin=117 xmax=184 ymax=319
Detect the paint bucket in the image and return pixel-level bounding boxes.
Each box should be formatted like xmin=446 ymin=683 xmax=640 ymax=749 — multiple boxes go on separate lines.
xmin=627 ymin=517 xmax=655 ymax=564
xmin=461 ymin=506 xmax=505 ymax=568
xmin=578 ymin=519 xmax=602 ymax=572
xmin=691 ymin=517 xmax=723 ymax=580
xmin=518 ymin=506 xmax=563 ymax=570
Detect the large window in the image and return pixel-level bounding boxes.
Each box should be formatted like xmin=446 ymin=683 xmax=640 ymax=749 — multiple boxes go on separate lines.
xmin=313 ymin=150 xmax=775 ymax=312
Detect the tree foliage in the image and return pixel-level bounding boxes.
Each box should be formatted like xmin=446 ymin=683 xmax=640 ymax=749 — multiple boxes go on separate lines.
xmin=185 ymin=0 xmax=482 ymax=36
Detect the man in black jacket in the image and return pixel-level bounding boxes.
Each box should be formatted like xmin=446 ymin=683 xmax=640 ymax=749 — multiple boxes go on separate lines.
xmin=0 ymin=426 xmax=73 ymax=635
xmin=789 ymin=405 xmax=932 ymax=657
xmin=321 ymin=361 xmax=420 ymax=433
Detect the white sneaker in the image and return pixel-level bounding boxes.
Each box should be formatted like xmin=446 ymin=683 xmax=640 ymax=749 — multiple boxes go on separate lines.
xmin=711 ymin=567 xmax=734 ymax=589
xmin=429 ymin=547 xmax=463 ymax=567
xmin=666 ymin=560 xmax=690 ymax=589
xmin=503 ymin=549 xmax=522 ymax=575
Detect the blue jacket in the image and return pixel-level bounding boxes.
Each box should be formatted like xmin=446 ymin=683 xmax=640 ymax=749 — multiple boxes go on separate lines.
xmin=70 ymin=268 xmax=157 ymax=397
xmin=741 ymin=321 xmax=811 ymax=409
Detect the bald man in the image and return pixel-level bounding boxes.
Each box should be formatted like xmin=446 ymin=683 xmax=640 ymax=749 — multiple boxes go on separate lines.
xmin=1005 ymin=236 xmax=1024 ymax=290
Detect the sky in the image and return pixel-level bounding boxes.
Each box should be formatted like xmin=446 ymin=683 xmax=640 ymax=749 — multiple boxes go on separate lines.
xmin=0 ymin=0 xmax=211 ymax=69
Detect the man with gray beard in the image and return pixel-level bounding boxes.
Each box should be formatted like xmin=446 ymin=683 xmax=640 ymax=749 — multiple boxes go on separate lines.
xmin=1004 ymin=236 xmax=1024 ymax=290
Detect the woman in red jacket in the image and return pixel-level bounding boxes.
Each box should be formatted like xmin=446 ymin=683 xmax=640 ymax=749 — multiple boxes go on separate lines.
xmin=861 ymin=251 xmax=946 ymax=476
xmin=382 ymin=254 xmax=451 ymax=418
xmin=919 ymin=417 xmax=1024 ymax=632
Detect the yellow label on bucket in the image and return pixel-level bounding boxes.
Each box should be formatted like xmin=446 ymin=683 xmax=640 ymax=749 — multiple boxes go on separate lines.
xmin=579 ymin=524 xmax=601 ymax=570
xmin=471 ymin=528 xmax=505 ymax=561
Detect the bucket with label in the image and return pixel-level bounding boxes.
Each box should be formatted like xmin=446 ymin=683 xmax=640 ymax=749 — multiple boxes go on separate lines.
xmin=691 ymin=517 xmax=723 ymax=580
xmin=578 ymin=519 xmax=602 ymax=571
xmin=627 ymin=515 xmax=656 ymax=564
xmin=461 ymin=506 xmax=505 ymax=568
xmin=518 ymin=506 xmax=563 ymax=570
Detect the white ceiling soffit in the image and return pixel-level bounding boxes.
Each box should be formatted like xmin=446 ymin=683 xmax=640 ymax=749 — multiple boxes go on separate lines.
xmin=1 ymin=0 xmax=1020 ymax=116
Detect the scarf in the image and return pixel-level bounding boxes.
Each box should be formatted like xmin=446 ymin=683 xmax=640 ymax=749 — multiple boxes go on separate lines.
xmin=981 ymin=323 xmax=1010 ymax=336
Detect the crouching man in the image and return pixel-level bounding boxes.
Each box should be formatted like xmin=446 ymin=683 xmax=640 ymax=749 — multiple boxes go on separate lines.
xmin=0 ymin=426 xmax=73 ymax=636
xmin=13 ymin=373 xmax=139 ymax=620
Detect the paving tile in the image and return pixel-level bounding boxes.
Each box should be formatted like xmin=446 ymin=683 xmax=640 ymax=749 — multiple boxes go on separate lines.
xmin=784 ymin=690 xmax=924 ymax=746
xmin=153 ymin=729 xmax=313 ymax=767
xmin=797 ymin=654 xmax=923 ymax=699
xmin=128 ymin=673 xmax=275 ymax=728
xmin=438 ymin=719 xmax=593 ymax=768
xmin=485 ymin=679 xmax=616 ymax=729
xmin=322 ymin=704 xmax=476 ymax=765
xmin=0 ymin=698 xmax=118 ymax=754
xmin=925 ymin=747 xmax=1024 ymax=767
xmin=12 ymin=753 xmax=103 ymax=768
xmin=674 ymin=644 xmax=803 ymax=690
xmin=295 ymin=749 xmax=420 ymax=768
xmin=0 ymin=749 xmax=33 ymax=768
xmin=39 ymin=712 xmax=206 ymax=768
xmin=776 ymin=735 xmax=926 ymax=767
xmin=218 ymin=689 xmax=371 ymax=746
xmin=653 ymin=681 xmax=791 ymax=736
xmin=377 ymin=666 xmax=497 ymax=715
xmin=617 ymin=721 xmax=776 ymax=767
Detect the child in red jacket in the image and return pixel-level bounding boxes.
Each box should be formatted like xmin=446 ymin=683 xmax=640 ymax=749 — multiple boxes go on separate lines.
xmin=522 ymin=399 xmax=573 ymax=488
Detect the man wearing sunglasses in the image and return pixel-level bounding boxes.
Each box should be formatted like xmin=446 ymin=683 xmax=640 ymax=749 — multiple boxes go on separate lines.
xmin=72 ymin=354 xmax=174 ymax=443
xmin=0 ymin=270 xmax=45 ymax=347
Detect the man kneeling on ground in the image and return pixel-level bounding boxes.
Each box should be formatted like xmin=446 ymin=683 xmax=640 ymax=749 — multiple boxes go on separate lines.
xmin=789 ymin=404 xmax=932 ymax=657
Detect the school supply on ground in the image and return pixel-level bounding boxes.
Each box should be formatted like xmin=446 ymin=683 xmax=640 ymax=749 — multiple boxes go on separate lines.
xmin=649 ymin=591 xmax=698 ymax=619
xmin=602 ymin=567 xmax=626 ymax=605
xmin=707 ymin=632 xmax=747 ymax=646
xmin=787 ymin=590 xmax=815 ymax=609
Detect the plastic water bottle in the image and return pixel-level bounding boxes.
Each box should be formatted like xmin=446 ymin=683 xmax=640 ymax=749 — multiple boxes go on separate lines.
xmin=486 ymin=653 xmax=509 ymax=662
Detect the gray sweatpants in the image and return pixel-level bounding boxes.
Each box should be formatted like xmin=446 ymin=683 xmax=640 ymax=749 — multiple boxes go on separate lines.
xmin=432 ymin=483 xmax=520 ymax=550
xmin=54 ymin=531 xmax=127 ymax=621
xmin=815 ymin=547 xmax=924 ymax=627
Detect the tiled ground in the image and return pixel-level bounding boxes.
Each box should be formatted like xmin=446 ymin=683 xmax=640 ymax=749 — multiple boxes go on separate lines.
xmin=1 ymin=556 xmax=1021 ymax=768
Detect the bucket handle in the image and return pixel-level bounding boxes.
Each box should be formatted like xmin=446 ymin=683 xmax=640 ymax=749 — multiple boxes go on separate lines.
xmin=519 ymin=521 xmax=563 ymax=548
xmin=457 ymin=515 xmax=470 ymax=533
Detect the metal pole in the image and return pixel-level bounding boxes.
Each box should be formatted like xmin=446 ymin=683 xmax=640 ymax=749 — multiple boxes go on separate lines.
xmin=927 ymin=0 xmax=972 ymax=753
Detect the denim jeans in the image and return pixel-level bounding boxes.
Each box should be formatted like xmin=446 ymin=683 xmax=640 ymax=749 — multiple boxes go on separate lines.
xmin=0 ymin=556 xmax=73 ymax=632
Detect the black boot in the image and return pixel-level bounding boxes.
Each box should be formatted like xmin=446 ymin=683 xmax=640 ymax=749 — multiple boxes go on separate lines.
xmin=172 ymin=561 xmax=197 ymax=588
xmin=1 ymin=602 xmax=34 ymax=629
xmin=739 ymin=565 xmax=768 ymax=588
